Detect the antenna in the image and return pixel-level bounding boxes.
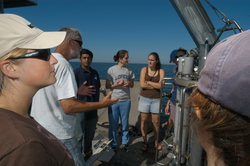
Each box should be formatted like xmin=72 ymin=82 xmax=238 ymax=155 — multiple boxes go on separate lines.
xmin=204 ymin=0 xmax=243 ymax=33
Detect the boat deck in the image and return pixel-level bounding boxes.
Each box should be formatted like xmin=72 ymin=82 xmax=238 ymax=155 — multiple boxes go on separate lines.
xmin=91 ymin=122 xmax=173 ymax=166
xmin=89 ymin=81 xmax=173 ymax=166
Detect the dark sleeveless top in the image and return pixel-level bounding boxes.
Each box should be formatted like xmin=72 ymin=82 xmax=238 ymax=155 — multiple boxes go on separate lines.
xmin=140 ymin=67 xmax=160 ymax=98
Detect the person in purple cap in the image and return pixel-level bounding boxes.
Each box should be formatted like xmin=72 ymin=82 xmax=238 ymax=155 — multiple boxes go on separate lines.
xmin=164 ymin=48 xmax=186 ymax=138
xmin=188 ymin=30 xmax=250 ymax=165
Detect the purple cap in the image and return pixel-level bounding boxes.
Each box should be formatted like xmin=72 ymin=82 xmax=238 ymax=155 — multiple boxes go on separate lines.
xmin=169 ymin=49 xmax=178 ymax=63
xmin=198 ymin=30 xmax=250 ymax=118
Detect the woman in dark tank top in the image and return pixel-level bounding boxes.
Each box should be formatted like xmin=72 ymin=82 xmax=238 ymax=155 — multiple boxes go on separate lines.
xmin=138 ymin=52 xmax=165 ymax=151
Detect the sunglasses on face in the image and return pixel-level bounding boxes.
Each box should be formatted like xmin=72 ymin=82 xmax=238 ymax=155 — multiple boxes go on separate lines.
xmin=174 ymin=54 xmax=185 ymax=60
xmin=73 ymin=39 xmax=83 ymax=47
xmin=8 ymin=49 xmax=51 ymax=61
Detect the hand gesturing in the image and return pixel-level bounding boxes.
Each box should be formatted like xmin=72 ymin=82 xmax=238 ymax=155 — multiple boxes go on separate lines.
xmin=117 ymin=80 xmax=125 ymax=86
xmin=77 ymin=81 xmax=96 ymax=96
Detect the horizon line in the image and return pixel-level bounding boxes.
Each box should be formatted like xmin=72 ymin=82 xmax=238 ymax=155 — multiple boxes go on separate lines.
xmin=69 ymin=61 xmax=174 ymax=65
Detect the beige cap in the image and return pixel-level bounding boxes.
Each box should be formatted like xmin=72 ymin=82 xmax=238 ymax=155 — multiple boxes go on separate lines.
xmin=0 ymin=14 xmax=66 ymax=58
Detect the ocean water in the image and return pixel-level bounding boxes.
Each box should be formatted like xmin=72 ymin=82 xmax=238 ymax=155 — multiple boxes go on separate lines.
xmin=69 ymin=62 xmax=176 ymax=82
xmin=69 ymin=62 xmax=176 ymax=105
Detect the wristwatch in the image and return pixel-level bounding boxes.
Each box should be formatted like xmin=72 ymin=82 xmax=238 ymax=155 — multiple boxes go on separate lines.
xmin=147 ymin=81 xmax=149 ymax=85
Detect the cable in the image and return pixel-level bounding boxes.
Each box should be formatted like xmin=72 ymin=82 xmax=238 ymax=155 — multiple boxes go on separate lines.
xmin=204 ymin=0 xmax=243 ymax=33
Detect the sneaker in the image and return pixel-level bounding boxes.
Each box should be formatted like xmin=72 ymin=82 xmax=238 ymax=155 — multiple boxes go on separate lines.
xmin=112 ymin=146 xmax=117 ymax=151
xmin=124 ymin=143 xmax=130 ymax=150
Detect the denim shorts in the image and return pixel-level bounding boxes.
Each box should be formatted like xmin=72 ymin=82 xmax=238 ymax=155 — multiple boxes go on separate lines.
xmin=138 ymin=96 xmax=160 ymax=114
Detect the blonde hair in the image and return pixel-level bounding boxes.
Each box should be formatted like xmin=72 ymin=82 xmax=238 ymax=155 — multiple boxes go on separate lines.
xmin=188 ymin=89 xmax=250 ymax=166
xmin=0 ymin=48 xmax=27 ymax=61
xmin=0 ymin=48 xmax=28 ymax=88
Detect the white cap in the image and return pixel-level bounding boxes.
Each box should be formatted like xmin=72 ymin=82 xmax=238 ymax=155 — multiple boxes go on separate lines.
xmin=0 ymin=14 xmax=66 ymax=58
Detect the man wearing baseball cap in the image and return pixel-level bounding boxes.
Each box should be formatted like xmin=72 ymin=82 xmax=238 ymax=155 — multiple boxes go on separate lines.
xmin=164 ymin=48 xmax=186 ymax=139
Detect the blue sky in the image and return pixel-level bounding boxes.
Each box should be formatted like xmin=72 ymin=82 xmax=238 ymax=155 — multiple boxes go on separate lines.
xmin=4 ymin=0 xmax=250 ymax=64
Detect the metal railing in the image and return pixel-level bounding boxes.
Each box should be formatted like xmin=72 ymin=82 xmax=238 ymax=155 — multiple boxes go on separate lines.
xmin=155 ymin=77 xmax=174 ymax=166
xmin=155 ymin=77 xmax=197 ymax=166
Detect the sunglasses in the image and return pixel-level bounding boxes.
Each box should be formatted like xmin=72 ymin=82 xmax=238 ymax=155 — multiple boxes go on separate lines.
xmin=73 ymin=39 xmax=83 ymax=47
xmin=174 ymin=54 xmax=185 ymax=59
xmin=8 ymin=49 xmax=51 ymax=61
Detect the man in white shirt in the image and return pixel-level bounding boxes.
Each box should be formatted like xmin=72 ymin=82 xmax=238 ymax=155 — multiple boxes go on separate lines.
xmin=31 ymin=27 xmax=118 ymax=166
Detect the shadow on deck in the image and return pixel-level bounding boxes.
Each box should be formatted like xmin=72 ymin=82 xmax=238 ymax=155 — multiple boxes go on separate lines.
xmin=91 ymin=122 xmax=173 ymax=166
xmin=91 ymin=80 xmax=173 ymax=166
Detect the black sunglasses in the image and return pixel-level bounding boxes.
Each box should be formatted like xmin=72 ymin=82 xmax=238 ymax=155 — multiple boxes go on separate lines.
xmin=8 ymin=49 xmax=51 ymax=61
xmin=174 ymin=54 xmax=185 ymax=59
xmin=73 ymin=39 xmax=83 ymax=47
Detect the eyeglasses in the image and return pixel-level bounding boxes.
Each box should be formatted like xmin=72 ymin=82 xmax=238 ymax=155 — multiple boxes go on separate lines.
xmin=8 ymin=49 xmax=51 ymax=61
xmin=73 ymin=39 xmax=83 ymax=47
xmin=174 ymin=54 xmax=185 ymax=59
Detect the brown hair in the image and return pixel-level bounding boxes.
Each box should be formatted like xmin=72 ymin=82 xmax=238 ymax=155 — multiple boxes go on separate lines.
xmin=148 ymin=52 xmax=161 ymax=70
xmin=177 ymin=47 xmax=187 ymax=55
xmin=187 ymin=89 xmax=250 ymax=166
xmin=113 ymin=50 xmax=128 ymax=62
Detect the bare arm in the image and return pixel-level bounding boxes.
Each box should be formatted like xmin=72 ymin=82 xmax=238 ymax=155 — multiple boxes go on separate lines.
xmin=165 ymin=99 xmax=171 ymax=114
xmin=170 ymin=84 xmax=174 ymax=93
xmin=164 ymin=83 xmax=175 ymax=114
xmin=140 ymin=67 xmax=154 ymax=89
xmin=147 ymin=69 xmax=165 ymax=89
xmin=60 ymin=91 xmax=119 ymax=113
xmin=105 ymin=79 xmax=125 ymax=89
xmin=77 ymin=81 xmax=96 ymax=96
xmin=124 ymin=79 xmax=134 ymax=88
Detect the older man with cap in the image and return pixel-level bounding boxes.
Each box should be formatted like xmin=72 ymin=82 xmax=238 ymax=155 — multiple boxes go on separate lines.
xmin=0 ymin=14 xmax=75 ymax=165
xmin=188 ymin=30 xmax=250 ymax=165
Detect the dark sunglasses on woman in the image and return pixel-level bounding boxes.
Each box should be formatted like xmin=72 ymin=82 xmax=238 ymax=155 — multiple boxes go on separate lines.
xmin=8 ymin=49 xmax=51 ymax=61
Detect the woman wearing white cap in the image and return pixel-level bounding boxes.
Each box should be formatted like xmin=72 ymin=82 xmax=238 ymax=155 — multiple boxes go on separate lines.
xmin=0 ymin=14 xmax=74 ymax=165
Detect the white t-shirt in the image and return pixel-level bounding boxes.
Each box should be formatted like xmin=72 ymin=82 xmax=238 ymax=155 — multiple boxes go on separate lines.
xmin=31 ymin=53 xmax=77 ymax=140
xmin=106 ymin=65 xmax=135 ymax=102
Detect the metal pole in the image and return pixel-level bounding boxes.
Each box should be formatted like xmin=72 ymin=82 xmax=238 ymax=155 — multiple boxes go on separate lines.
xmin=177 ymin=85 xmax=196 ymax=166
xmin=155 ymin=77 xmax=174 ymax=166
xmin=0 ymin=0 xmax=4 ymax=13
